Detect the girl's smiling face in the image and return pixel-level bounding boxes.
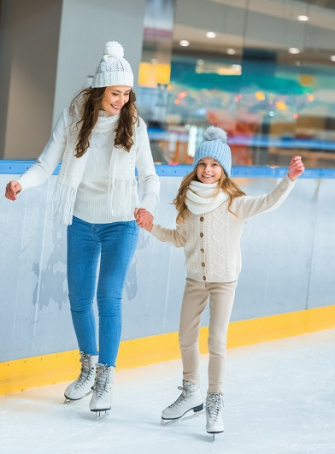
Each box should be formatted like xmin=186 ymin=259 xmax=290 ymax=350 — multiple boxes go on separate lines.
xmin=196 ymin=157 xmax=223 ymax=184
xmin=101 ymin=85 xmax=131 ymax=115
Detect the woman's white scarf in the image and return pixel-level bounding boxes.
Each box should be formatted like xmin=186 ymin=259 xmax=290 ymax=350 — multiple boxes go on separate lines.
xmin=185 ymin=181 xmax=228 ymax=215
xmin=51 ymin=101 xmax=126 ymax=225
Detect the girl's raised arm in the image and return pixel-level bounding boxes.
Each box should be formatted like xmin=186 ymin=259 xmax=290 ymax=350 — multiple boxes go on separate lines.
xmin=233 ymin=156 xmax=304 ymax=221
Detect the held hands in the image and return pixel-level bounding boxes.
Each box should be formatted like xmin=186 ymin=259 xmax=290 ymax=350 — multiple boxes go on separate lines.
xmin=5 ymin=180 xmax=22 ymax=201
xmin=134 ymin=208 xmax=154 ymax=232
xmin=288 ymin=156 xmax=305 ymax=181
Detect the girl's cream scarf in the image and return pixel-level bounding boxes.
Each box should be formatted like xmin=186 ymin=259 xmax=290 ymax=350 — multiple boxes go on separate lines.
xmin=185 ymin=181 xmax=228 ymax=215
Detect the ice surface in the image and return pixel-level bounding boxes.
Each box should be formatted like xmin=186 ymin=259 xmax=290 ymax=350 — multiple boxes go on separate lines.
xmin=1 ymin=329 xmax=335 ymax=454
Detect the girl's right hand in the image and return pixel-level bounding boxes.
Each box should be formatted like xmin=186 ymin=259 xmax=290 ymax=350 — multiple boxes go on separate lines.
xmin=5 ymin=180 xmax=22 ymax=201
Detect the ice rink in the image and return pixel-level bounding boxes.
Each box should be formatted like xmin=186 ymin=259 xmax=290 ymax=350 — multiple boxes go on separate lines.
xmin=1 ymin=329 xmax=334 ymax=454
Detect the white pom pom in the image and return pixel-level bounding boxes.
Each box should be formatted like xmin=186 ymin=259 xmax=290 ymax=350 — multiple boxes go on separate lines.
xmin=203 ymin=126 xmax=227 ymax=143
xmin=104 ymin=41 xmax=124 ymax=59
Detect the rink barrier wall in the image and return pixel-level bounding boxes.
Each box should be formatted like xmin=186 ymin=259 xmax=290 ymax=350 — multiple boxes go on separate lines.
xmin=1 ymin=304 xmax=335 ymax=394
xmin=2 ymin=160 xmax=335 ymax=178
xmin=1 ymin=161 xmax=335 ymax=394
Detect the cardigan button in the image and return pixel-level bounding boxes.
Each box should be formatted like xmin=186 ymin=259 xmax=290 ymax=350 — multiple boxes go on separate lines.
xmin=200 ymin=217 xmax=204 ymax=222
xmin=200 ymin=248 xmax=204 ymax=253
xmin=201 ymin=262 xmax=205 ymax=267
xmin=200 ymin=233 xmax=204 ymax=238
xmin=203 ymin=276 xmax=206 ymax=281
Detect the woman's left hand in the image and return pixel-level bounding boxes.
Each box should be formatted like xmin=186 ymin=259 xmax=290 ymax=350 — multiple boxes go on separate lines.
xmin=134 ymin=208 xmax=154 ymax=230
xmin=288 ymin=156 xmax=305 ymax=181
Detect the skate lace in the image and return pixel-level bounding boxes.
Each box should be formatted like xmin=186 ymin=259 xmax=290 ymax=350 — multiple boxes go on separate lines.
xmin=168 ymin=386 xmax=190 ymax=409
xmin=206 ymin=393 xmax=223 ymax=422
xmin=94 ymin=366 xmax=111 ymax=398
xmin=74 ymin=353 xmax=95 ymax=389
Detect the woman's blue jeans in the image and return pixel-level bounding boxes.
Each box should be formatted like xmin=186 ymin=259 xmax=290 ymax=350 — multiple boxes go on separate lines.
xmin=67 ymin=216 xmax=139 ymax=366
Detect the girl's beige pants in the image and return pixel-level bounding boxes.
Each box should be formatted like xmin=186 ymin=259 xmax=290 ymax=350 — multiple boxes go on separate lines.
xmin=179 ymin=277 xmax=238 ymax=394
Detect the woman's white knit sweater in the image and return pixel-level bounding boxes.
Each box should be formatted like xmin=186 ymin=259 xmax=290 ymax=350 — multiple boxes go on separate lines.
xmin=151 ymin=175 xmax=295 ymax=283
xmin=17 ymin=109 xmax=160 ymax=224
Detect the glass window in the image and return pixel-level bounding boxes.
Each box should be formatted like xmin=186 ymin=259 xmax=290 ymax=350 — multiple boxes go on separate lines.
xmin=138 ymin=0 xmax=335 ymax=168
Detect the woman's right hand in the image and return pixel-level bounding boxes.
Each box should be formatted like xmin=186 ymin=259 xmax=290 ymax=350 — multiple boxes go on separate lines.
xmin=134 ymin=208 xmax=153 ymax=232
xmin=5 ymin=180 xmax=22 ymax=201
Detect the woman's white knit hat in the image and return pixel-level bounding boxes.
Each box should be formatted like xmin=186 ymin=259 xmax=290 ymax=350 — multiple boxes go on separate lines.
xmin=193 ymin=126 xmax=232 ymax=177
xmin=91 ymin=41 xmax=134 ymax=88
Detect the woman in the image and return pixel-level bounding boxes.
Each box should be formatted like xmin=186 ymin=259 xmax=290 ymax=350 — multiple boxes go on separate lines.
xmin=5 ymin=41 xmax=160 ymax=415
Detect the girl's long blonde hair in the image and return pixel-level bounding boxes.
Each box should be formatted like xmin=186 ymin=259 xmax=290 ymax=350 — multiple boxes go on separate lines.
xmin=173 ymin=167 xmax=246 ymax=223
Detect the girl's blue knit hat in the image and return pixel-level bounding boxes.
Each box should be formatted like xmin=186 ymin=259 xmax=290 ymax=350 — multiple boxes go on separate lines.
xmin=193 ymin=126 xmax=232 ymax=177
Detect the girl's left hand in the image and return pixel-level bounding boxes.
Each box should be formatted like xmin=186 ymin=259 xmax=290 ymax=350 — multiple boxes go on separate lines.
xmin=288 ymin=156 xmax=305 ymax=181
xmin=134 ymin=208 xmax=154 ymax=231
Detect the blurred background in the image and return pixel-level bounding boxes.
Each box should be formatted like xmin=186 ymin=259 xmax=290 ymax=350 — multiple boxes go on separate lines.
xmin=139 ymin=0 xmax=335 ymax=168
xmin=1 ymin=0 xmax=335 ymax=169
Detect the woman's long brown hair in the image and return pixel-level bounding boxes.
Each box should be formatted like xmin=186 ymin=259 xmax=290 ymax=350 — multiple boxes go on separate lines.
xmin=71 ymin=88 xmax=138 ymax=158
xmin=173 ymin=167 xmax=246 ymax=223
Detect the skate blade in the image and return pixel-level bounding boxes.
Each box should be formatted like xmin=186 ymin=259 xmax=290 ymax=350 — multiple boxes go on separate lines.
xmin=63 ymin=396 xmax=90 ymax=404
xmin=90 ymin=409 xmax=110 ymax=420
xmin=207 ymin=429 xmax=224 ymax=442
xmin=95 ymin=411 xmax=109 ymax=420
xmin=63 ymin=390 xmax=93 ymax=404
xmin=161 ymin=409 xmax=205 ymax=426
xmin=63 ymin=396 xmax=83 ymax=404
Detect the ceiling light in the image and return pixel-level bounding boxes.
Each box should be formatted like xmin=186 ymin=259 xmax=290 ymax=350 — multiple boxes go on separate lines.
xmin=206 ymin=31 xmax=216 ymax=38
xmin=276 ymin=101 xmax=287 ymax=110
xmin=226 ymin=48 xmax=236 ymax=55
xmin=217 ymin=65 xmax=242 ymax=76
xmin=298 ymin=15 xmax=309 ymax=21
xmin=331 ymin=55 xmax=335 ymax=62
xmin=179 ymin=40 xmax=190 ymax=47
xmin=289 ymin=48 xmax=300 ymax=54
xmin=255 ymin=91 xmax=265 ymax=101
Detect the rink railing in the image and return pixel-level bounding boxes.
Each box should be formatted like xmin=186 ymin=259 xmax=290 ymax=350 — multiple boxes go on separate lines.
xmin=2 ymin=160 xmax=335 ymax=178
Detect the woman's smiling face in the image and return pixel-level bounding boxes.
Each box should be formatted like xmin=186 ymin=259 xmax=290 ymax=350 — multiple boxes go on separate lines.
xmin=101 ymin=85 xmax=131 ymax=115
xmin=196 ymin=157 xmax=223 ymax=184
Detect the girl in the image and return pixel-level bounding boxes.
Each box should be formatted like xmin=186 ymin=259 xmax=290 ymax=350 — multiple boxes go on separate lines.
xmin=136 ymin=127 xmax=304 ymax=436
xmin=5 ymin=41 xmax=160 ymax=415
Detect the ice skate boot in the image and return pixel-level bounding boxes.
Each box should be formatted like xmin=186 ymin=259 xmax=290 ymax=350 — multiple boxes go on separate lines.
xmin=64 ymin=352 xmax=98 ymax=402
xmin=161 ymin=380 xmax=203 ymax=424
xmin=89 ymin=364 xmax=114 ymax=419
xmin=206 ymin=392 xmax=224 ymax=441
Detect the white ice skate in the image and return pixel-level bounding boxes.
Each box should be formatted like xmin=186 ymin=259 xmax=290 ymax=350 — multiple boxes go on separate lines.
xmin=205 ymin=392 xmax=224 ymax=441
xmin=64 ymin=352 xmax=98 ymax=402
xmin=161 ymin=381 xmax=204 ymax=425
xmin=89 ymin=364 xmax=114 ymax=419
